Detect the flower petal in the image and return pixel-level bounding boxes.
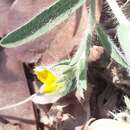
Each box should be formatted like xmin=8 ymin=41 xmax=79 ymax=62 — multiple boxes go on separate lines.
xmin=34 ymin=65 xmax=57 ymax=84
xmin=40 ymin=83 xmax=57 ymax=93
xmin=32 ymin=93 xmax=62 ymax=104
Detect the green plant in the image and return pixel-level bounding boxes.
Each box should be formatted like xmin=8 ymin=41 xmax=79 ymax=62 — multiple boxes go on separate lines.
xmin=0 ymin=0 xmax=130 ymax=105
xmin=124 ymin=96 xmax=130 ymax=110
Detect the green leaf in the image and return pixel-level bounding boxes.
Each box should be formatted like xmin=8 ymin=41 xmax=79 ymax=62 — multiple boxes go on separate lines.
xmin=0 ymin=0 xmax=85 ymax=48
xmin=96 ymin=24 xmax=128 ymax=68
xmin=75 ymin=33 xmax=91 ymax=99
xmin=124 ymin=96 xmax=130 ymax=110
xmin=122 ymin=0 xmax=130 ymax=20
xmin=117 ymin=23 xmax=130 ymax=66
xmin=73 ymin=0 xmax=96 ymax=99
xmin=106 ymin=0 xmax=129 ymax=24
xmin=76 ymin=58 xmax=87 ymax=98
xmin=70 ymin=32 xmax=89 ymax=65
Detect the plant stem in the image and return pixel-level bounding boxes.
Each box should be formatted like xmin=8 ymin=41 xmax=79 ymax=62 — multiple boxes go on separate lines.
xmin=70 ymin=0 xmax=96 ymax=65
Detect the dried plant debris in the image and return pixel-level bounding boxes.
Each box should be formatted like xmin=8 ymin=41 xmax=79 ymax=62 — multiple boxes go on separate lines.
xmin=0 ymin=122 xmax=21 ymax=130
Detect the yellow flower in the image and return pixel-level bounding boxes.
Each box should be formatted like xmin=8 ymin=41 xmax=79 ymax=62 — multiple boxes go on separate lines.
xmin=33 ymin=65 xmax=63 ymax=93
xmin=32 ymin=64 xmax=76 ymax=104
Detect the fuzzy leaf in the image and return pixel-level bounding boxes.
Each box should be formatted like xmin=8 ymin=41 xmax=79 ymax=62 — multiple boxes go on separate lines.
xmin=106 ymin=0 xmax=129 ymax=24
xmin=122 ymin=0 xmax=130 ymax=21
xmin=96 ymin=24 xmax=128 ymax=68
xmin=124 ymin=96 xmax=130 ymax=110
xmin=73 ymin=0 xmax=95 ymax=99
xmin=75 ymin=33 xmax=91 ymax=99
xmin=76 ymin=58 xmax=87 ymax=98
xmin=70 ymin=32 xmax=88 ymax=65
xmin=0 ymin=0 xmax=85 ymax=48
xmin=117 ymin=23 xmax=130 ymax=66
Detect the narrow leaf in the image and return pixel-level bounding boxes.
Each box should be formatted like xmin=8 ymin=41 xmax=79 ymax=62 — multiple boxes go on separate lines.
xmin=117 ymin=23 xmax=130 ymax=66
xmin=124 ymin=96 xmax=130 ymax=110
xmin=96 ymin=24 xmax=128 ymax=68
xmin=122 ymin=0 xmax=130 ymax=20
xmin=106 ymin=0 xmax=129 ymax=24
xmin=73 ymin=0 xmax=96 ymax=99
xmin=75 ymin=33 xmax=91 ymax=98
xmin=76 ymin=55 xmax=87 ymax=98
xmin=0 ymin=0 xmax=85 ymax=48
